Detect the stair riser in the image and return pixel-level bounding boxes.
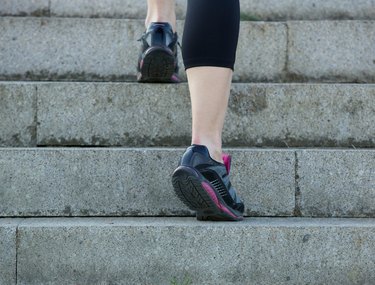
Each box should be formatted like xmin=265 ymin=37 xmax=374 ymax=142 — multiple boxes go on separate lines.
xmin=1 ymin=0 xmax=375 ymax=20
xmin=0 ymin=83 xmax=36 ymax=147
xmin=1 ymin=148 xmax=374 ymax=217
xmin=0 ymin=18 xmax=286 ymax=82
xmin=3 ymin=218 xmax=374 ymax=285
xmin=0 ymin=220 xmax=17 ymax=285
xmin=0 ymin=148 xmax=296 ymax=217
xmin=1 ymin=19 xmax=375 ymax=82
xmin=297 ymin=150 xmax=375 ymax=217
xmin=1 ymin=83 xmax=375 ymax=147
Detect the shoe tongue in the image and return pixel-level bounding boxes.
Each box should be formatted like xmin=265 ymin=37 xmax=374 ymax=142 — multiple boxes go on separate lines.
xmin=222 ymin=154 xmax=231 ymax=174
xmin=147 ymin=22 xmax=174 ymax=46
xmin=148 ymin=22 xmax=172 ymax=33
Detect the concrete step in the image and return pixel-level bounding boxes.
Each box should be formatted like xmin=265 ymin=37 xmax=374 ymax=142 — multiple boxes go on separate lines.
xmin=1 ymin=217 xmax=374 ymax=285
xmin=1 ymin=0 xmax=375 ymax=21
xmin=0 ymin=219 xmax=17 ymax=285
xmin=0 ymin=148 xmax=374 ymax=218
xmin=1 ymin=82 xmax=375 ymax=148
xmin=0 ymin=18 xmax=374 ymax=83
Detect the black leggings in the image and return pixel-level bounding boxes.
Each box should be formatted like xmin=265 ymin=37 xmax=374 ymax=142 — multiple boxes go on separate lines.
xmin=182 ymin=0 xmax=240 ymax=71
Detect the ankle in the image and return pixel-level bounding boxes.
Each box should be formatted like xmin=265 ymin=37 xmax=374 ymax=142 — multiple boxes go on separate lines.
xmin=191 ymin=140 xmax=223 ymax=163
xmin=208 ymin=148 xmax=223 ymax=163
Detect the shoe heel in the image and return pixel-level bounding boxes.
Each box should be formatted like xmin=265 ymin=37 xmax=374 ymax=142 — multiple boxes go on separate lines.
xmin=139 ymin=47 xmax=176 ymax=82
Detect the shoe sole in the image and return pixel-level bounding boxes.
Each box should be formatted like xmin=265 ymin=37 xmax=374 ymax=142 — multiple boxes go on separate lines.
xmin=172 ymin=166 xmax=244 ymax=221
xmin=138 ymin=46 xmax=179 ymax=83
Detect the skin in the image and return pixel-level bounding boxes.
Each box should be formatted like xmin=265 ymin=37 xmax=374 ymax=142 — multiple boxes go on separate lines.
xmin=187 ymin=67 xmax=232 ymax=163
xmin=146 ymin=0 xmax=177 ymax=32
xmin=146 ymin=1 xmax=233 ymax=163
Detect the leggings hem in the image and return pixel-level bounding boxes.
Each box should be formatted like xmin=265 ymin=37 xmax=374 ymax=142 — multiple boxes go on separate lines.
xmin=184 ymin=58 xmax=235 ymax=71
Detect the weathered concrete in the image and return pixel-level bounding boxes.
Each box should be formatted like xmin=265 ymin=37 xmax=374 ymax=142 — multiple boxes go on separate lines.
xmin=2 ymin=18 xmax=375 ymax=82
xmin=50 ymin=0 xmax=152 ymax=19
xmin=17 ymin=217 xmax=375 ymax=285
xmin=287 ymin=21 xmax=375 ymax=83
xmin=33 ymin=82 xmax=375 ymax=147
xmin=0 ymin=18 xmax=286 ymax=82
xmin=0 ymin=219 xmax=20 ymax=285
xmin=0 ymin=82 xmax=374 ymax=147
xmin=0 ymin=0 xmax=49 ymax=17
xmin=36 ymin=83 xmax=192 ymax=147
xmin=226 ymin=83 xmax=375 ymax=147
xmin=3 ymin=0 xmax=375 ymax=20
xmin=298 ymin=150 xmax=375 ymax=217
xmin=0 ymin=83 xmax=36 ymax=147
xmin=234 ymin=22 xmax=287 ymax=82
xmin=50 ymin=0 xmax=187 ymax=20
xmin=240 ymin=0 xmax=375 ymax=21
xmin=48 ymin=0 xmax=375 ymax=21
xmin=0 ymin=148 xmax=295 ymax=217
xmin=0 ymin=18 xmax=145 ymax=82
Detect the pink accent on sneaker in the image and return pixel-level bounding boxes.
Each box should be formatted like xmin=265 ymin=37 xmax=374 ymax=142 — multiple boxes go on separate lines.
xmin=171 ymin=74 xmax=180 ymax=83
xmin=201 ymin=181 xmax=237 ymax=219
xmin=222 ymin=154 xmax=231 ymax=174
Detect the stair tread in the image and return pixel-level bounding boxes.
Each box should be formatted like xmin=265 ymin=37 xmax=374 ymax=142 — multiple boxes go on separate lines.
xmin=1 ymin=216 xmax=372 ymax=227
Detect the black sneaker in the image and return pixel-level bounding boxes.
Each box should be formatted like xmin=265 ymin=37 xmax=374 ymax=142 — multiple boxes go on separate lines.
xmin=137 ymin=22 xmax=180 ymax=83
xmin=172 ymin=145 xmax=245 ymax=221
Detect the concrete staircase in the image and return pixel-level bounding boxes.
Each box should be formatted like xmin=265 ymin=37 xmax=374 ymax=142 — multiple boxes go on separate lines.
xmin=1 ymin=1 xmax=374 ymax=284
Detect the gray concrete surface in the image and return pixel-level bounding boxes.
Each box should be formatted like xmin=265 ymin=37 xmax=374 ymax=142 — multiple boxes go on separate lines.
xmin=2 ymin=0 xmax=375 ymax=20
xmin=0 ymin=18 xmax=285 ymax=82
xmin=1 ymin=82 xmax=374 ymax=148
xmin=234 ymin=22 xmax=287 ymax=82
xmin=50 ymin=0 xmax=151 ymax=19
xmin=34 ymin=83 xmax=375 ymax=147
xmin=0 ymin=83 xmax=36 ymax=147
xmin=2 ymin=147 xmax=375 ymax=218
xmin=0 ymin=219 xmax=19 ymax=285
xmin=240 ymin=0 xmax=375 ymax=21
xmin=49 ymin=0 xmax=187 ymax=20
xmin=298 ymin=150 xmax=375 ymax=217
xmin=0 ymin=148 xmax=295 ymax=217
xmin=0 ymin=0 xmax=49 ymax=16
xmin=226 ymin=83 xmax=375 ymax=147
xmin=16 ymin=217 xmax=375 ymax=285
xmin=36 ymin=82 xmax=192 ymax=147
xmin=0 ymin=18 xmax=146 ymax=82
xmin=1 ymin=18 xmax=375 ymax=82
xmin=287 ymin=21 xmax=375 ymax=83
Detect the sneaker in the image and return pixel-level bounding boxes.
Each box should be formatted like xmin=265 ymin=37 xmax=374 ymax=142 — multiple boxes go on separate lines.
xmin=137 ymin=22 xmax=180 ymax=83
xmin=171 ymin=145 xmax=245 ymax=221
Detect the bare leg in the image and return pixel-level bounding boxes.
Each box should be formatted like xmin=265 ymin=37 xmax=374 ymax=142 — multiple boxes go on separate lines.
xmin=182 ymin=0 xmax=239 ymax=163
xmin=188 ymin=67 xmax=232 ymax=163
xmin=171 ymin=0 xmax=244 ymax=221
xmin=146 ymin=0 xmax=176 ymax=32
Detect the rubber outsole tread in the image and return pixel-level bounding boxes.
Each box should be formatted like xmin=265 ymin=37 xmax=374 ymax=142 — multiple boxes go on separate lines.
xmin=172 ymin=174 xmax=209 ymax=210
xmin=172 ymin=167 xmax=243 ymax=222
xmin=138 ymin=48 xmax=176 ymax=83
